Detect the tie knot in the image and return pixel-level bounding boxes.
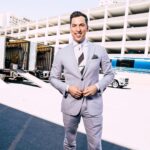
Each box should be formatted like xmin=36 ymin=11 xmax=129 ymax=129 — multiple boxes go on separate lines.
xmin=74 ymin=44 xmax=81 ymax=51
xmin=78 ymin=44 xmax=82 ymax=51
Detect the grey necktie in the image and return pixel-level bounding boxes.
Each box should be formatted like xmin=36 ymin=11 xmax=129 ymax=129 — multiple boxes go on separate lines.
xmin=78 ymin=45 xmax=85 ymax=75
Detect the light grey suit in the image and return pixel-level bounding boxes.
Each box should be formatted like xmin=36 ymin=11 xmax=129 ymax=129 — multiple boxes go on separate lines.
xmin=49 ymin=41 xmax=114 ymax=150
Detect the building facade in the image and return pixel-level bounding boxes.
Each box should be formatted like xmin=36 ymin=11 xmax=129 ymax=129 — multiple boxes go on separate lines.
xmin=0 ymin=0 xmax=150 ymax=58
xmin=99 ymin=0 xmax=126 ymax=6
xmin=0 ymin=13 xmax=31 ymax=28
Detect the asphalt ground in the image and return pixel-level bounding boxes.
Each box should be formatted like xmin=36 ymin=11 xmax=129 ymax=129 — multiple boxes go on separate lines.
xmin=0 ymin=104 xmax=130 ymax=150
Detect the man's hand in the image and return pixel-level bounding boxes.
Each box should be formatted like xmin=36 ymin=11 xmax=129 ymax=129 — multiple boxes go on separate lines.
xmin=83 ymin=85 xmax=97 ymax=97
xmin=68 ymin=85 xmax=83 ymax=99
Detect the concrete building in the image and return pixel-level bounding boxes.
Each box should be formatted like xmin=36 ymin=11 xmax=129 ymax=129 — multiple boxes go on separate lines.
xmin=0 ymin=0 xmax=150 ymax=58
xmin=0 ymin=12 xmax=31 ymax=28
xmin=99 ymin=0 xmax=125 ymax=6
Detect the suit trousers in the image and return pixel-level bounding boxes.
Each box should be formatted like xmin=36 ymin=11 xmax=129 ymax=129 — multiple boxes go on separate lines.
xmin=63 ymin=98 xmax=103 ymax=150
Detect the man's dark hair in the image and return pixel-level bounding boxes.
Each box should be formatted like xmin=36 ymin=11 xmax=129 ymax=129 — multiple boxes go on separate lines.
xmin=70 ymin=11 xmax=88 ymax=25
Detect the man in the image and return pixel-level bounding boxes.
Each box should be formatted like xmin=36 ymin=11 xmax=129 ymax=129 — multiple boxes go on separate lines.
xmin=49 ymin=11 xmax=114 ymax=150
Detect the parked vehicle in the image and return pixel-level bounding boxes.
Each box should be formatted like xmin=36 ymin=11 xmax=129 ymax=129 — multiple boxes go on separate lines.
xmin=35 ymin=44 xmax=54 ymax=80
xmin=110 ymin=73 xmax=129 ymax=88
xmin=35 ymin=70 xmax=50 ymax=80
xmin=99 ymin=72 xmax=129 ymax=88
xmin=0 ymin=36 xmax=37 ymax=81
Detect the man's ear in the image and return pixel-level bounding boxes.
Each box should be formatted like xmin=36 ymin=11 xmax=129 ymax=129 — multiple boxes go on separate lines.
xmin=87 ymin=26 xmax=89 ymax=31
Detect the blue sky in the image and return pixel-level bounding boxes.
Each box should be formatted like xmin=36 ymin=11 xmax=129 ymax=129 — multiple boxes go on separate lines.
xmin=0 ymin=0 xmax=99 ymax=20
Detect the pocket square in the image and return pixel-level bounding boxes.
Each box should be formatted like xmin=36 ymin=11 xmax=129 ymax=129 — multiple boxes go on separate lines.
xmin=92 ymin=54 xmax=99 ymax=59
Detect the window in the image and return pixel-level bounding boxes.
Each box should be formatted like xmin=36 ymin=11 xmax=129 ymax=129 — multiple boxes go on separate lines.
xmin=116 ymin=59 xmax=134 ymax=68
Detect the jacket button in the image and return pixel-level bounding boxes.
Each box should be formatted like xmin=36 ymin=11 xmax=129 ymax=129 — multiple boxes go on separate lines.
xmin=81 ymin=78 xmax=84 ymax=81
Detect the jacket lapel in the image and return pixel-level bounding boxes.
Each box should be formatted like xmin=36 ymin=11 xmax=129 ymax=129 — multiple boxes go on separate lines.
xmin=82 ymin=43 xmax=95 ymax=76
xmin=68 ymin=44 xmax=82 ymax=77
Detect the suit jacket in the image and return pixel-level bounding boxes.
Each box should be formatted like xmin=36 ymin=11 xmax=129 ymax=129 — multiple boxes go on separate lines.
xmin=49 ymin=41 xmax=114 ymax=116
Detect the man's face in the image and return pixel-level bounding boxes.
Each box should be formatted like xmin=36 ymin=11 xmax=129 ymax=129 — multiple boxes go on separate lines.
xmin=70 ymin=16 xmax=88 ymax=43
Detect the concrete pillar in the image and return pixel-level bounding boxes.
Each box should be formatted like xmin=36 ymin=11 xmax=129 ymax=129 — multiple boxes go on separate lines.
xmin=56 ymin=16 xmax=60 ymax=46
xmin=35 ymin=20 xmax=38 ymax=42
xmin=18 ymin=25 xmax=21 ymax=39
xmin=54 ymin=16 xmax=61 ymax=54
xmin=26 ymin=23 xmax=29 ymax=40
xmin=45 ymin=18 xmax=49 ymax=44
xmin=102 ymin=5 xmax=108 ymax=46
xmin=121 ymin=0 xmax=129 ymax=57
xmin=145 ymin=7 xmax=150 ymax=57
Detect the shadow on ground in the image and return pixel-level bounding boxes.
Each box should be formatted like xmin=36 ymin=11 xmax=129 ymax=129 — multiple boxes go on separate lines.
xmin=5 ymin=79 xmax=40 ymax=88
xmin=0 ymin=104 xmax=131 ymax=150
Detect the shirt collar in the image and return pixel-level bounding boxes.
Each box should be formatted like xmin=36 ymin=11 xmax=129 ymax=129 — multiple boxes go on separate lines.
xmin=72 ymin=39 xmax=88 ymax=48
